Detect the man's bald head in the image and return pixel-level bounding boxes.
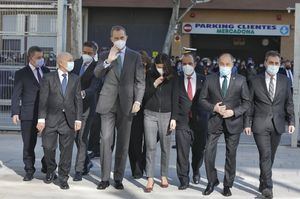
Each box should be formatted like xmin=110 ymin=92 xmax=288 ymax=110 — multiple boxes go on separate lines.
xmin=57 ymin=52 xmax=73 ymax=72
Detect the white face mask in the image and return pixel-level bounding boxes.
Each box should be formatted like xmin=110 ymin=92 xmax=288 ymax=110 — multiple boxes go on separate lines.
xmin=114 ymin=39 xmax=126 ymax=50
xmin=82 ymin=54 xmax=93 ymax=65
xmin=66 ymin=61 xmax=74 ymax=72
xmin=266 ymin=65 xmax=279 ymax=76
xmin=219 ymin=66 xmax=232 ymax=77
xmin=156 ymin=68 xmax=164 ymax=76
xmin=182 ymin=64 xmax=195 ymax=76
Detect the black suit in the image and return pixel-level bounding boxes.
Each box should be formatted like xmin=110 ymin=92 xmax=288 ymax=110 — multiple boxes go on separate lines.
xmin=11 ymin=65 xmax=50 ymax=174
xmin=175 ymin=73 xmax=208 ymax=185
xmin=38 ymin=70 xmax=82 ymax=181
xmin=200 ymin=73 xmax=250 ymax=187
xmin=246 ymin=73 xmax=294 ymax=189
xmin=279 ymin=67 xmax=293 ymax=93
xmin=72 ymin=58 xmax=99 ymax=173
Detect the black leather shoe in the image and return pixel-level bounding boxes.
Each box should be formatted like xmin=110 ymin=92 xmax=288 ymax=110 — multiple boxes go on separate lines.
xmin=262 ymin=188 xmax=273 ymax=199
xmin=178 ymin=184 xmax=189 ymax=190
xmin=193 ymin=174 xmax=200 ymax=184
xmin=203 ymin=180 xmax=220 ymax=195
xmin=222 ymin=186 xmax=232 ymax=197
xmin=59 ymin=181 xmax=70 ymax=190
xmin=114 ymin=180 xmax=124 ymax=190
xmin=45 ymin=172 xmax=57 ymax=184
xmin=73 ymin=172 xmax=83 ymax=181
xmin=82 ymin=161 xmax=93 ymax=175
xmin=23 ymin=173 xmax=34 ymax=181
xmin=97 ymin=181 xmax=110 ymax=190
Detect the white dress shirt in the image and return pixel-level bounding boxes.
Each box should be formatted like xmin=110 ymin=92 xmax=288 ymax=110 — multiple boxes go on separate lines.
xmin=219 ymin=74 xmax=231 ymax=89
xmin=29 ymin=63 xmax=43 ymax=82
xmin=265 ymin=72 xmax=277 ymax=99
xmin=184 ymin=72 xmax=196 ymax=98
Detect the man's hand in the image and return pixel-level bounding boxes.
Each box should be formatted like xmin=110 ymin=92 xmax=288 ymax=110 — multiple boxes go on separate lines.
xmin=12 ymin=115 xmax=20 ymax=125
xmin=244 ymin=127 xmax=252 ymax=136
xmin=131 ymin=101 xmax=141 ymax=113
xmin=107 ymin=46 xmax=119 ymax=63
xmin=36 ymin=122 xmax=45 ymax=133
xmin=222 ymin=109 xmax=234 ymax=118
xmin=153 ymin=76 xmax=164 ymax=88
xmin=169 ymin=119 xmax=176 ymax=131
xmin=74 ymin=121 xmax=82 ymax=132
xmin=213 ymin=102 xmax=226 ymax=115
xmin=288 ymin=125 xmax=295 ymax=134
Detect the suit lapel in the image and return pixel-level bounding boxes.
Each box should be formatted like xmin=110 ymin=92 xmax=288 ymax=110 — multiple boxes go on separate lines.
xmin=26 ymin=66 xmax=39 ymax=87
xmin=65 ymin=73 xmax=74 ymax=98
xmin=259 ymin=74 xmax=272 ymax=102
xmin=273 ymin=74 xmax=280 ymax=101
xmin=121 ymin=48 xmax=130 ymax=79
xmin=54 ymin=71 xmax=64 ymax=97
xmin=215 ymin=74 xmax=223 ymax=99
xmin=180 ymin=76 xmax=191 ymax=101
xmin=225 ymin=75 xmax=236 ymax=99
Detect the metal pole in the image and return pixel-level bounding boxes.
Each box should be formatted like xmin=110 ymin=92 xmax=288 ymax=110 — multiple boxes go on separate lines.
xmin=292 ymin=3 xmax=300 ymax=147
xmin=57 ymin=0 xmax=67 ymax=55
xmin=70 ymin=0 xmax=82 ymax=59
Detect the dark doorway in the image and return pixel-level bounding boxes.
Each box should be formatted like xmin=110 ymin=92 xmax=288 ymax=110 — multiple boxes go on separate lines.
xmin=190 ymin=34 xmax=280 ymax=64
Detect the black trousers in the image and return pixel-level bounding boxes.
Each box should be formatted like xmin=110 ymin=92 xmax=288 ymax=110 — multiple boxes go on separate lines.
xmin=20 ymin=120 xmax=38 ymax=174
xmin=42 ymin=113 xmax=75 ymax=182
xmin=128 ymin=110 xmax=146 ymax=177
xmin=176 ymin=124 xmax=206 ymax=185
xmin=88 ymin=112 xmax=101 ymax=154
xmin=75 ymin=108 xmax=91 ymax=173
xmin=205 ymin=123 xmax=241 ymax=187
xmin=253 ymin=118 xmax=281 ymax=189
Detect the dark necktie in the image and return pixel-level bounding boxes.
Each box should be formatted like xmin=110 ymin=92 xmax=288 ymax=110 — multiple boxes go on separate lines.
xmin=221 ymin=75 xmax=228 ymax=97
xmin=116 ymin=53 xmax=123 ymax=76
xmin=62 ymin=73 xmax=67 ymax=95
xmin=36 ymin=67 xmax=42 ymax=82
xmin=269 ymin=76 xmax=274 ymax=101
xmin=79 ymin=64 xmax=86 ymax=76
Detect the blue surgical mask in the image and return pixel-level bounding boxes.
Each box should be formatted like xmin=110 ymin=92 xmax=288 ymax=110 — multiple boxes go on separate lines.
xmin=219 ymin=66 xmax=232 ymax=77
xmin=66 ymin=61 xmax=74 ymax=72
xmin=36 ymin=58 xmax=44 ymax=68
xmin=266 ymin=65 xmax=279 ymax=76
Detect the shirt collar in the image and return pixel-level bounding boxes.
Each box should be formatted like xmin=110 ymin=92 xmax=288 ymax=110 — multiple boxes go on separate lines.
xmin=119 ymin=47 xmax=126 ymax=55
xmin=58 ymin=68 xmax=68 ymax=77
xmin=185 ymin=72 xmax=196 ymax=80
xmin=265 ymin=72 xmax=277 ymax=81
xmin=29 ymin=63 xmax=36 ymax=71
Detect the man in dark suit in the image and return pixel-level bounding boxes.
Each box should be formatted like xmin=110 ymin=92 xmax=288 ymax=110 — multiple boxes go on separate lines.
xmin=71 ymin=41 xmax=100 ymax=181
xmin=11 ymin=46 xmax=50 ymax=181
xmin=244 ymin=51 xmax=295 ymax=199
xmin=94 ymin=25 xmax=145 ymax=190
xmin=175 ymin=53 xmax=208 ymax=190
xmin=36 ymin=52 xmax=82 ymax=190
xmin=200 ymin=53 xmax=251 ymax=197
xmin=279 ymin=59 xmax=293 ymax=93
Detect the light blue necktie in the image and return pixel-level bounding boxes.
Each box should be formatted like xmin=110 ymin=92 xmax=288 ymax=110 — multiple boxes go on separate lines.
xmin=62 ymin=73 xmax=67 ymax=95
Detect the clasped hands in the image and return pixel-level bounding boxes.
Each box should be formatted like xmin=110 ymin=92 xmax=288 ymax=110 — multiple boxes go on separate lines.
xmin=213 ymin=102 xmax=234 ymax=119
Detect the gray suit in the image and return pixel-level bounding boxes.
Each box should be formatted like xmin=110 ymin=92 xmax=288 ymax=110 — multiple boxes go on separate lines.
xmin=94 ymin=47 xmax=145 ymax=182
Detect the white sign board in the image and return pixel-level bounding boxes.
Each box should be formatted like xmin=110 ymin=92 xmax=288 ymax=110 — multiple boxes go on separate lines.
xmin=182 ymin=23 xmax=290 ymax=36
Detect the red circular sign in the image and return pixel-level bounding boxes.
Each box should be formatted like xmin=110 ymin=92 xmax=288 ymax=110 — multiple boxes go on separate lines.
xmin=183 ymin=24 xmax=192 ymax=32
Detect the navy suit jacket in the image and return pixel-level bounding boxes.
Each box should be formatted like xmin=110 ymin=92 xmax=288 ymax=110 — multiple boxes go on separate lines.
xmin=11 ymin=65 xmax=50 ymax=121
